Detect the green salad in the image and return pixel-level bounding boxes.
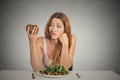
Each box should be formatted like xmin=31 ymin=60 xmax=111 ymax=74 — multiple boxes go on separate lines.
xmin=39 ymin=64 xmax=69 ymax=75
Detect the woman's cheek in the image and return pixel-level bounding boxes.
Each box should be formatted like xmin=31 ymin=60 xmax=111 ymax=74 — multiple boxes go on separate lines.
xmin=58 ymin=32 xmax=63 ymax=37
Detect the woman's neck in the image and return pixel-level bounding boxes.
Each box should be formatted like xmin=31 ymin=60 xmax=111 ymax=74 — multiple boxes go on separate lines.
xmin=50 ymin=39 xmax=58 ymax=45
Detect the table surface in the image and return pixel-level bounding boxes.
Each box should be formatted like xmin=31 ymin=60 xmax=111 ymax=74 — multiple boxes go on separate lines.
xmin=0 ymin=70 xmax=120 ymax=80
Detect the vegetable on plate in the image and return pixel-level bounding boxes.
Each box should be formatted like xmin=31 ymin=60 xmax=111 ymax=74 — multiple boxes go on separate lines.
xmin=39 ymin=64 xmax=69 ymax=75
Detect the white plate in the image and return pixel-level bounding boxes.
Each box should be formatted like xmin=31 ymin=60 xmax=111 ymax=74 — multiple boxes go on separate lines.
xmin=36 ymin=71 xmax=70 ymax=78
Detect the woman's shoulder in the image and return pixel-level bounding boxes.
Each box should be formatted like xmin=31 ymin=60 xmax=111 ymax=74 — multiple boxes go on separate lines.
xmin=36 ymin=36 xmax=44 ymax=46
xmin=37 ymin=36 xmax=44 ymax=41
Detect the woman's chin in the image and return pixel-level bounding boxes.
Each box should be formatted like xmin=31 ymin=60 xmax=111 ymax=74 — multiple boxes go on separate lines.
xmin=51 ymin=37 xmax=58 ymax=40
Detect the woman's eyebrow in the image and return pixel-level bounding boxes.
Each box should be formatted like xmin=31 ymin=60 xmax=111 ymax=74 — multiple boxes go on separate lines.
xmin=56 ymin=23 xmax=62 ymax=25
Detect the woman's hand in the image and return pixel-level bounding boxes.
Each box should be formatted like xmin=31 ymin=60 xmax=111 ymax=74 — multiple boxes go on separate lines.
xmin=59 ymin=33 xmax=68 ymax=46
xmin=26 ymin=24 xmax=39 ymax=44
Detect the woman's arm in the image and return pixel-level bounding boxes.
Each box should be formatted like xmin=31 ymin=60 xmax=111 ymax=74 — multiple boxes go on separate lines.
xmin=29 ymin=38 xmax=43 ymax=72
xmin=59 ymin=34 xmax=76 ymax=69
xmin=27 ymin=25 xmax=43 ymax=72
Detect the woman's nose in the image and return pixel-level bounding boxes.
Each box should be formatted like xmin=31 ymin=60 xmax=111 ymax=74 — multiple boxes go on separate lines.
xmin=52 ymin=26 xmax=56 ymax=31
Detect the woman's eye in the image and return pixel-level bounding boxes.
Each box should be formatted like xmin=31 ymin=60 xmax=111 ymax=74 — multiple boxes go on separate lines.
xmin=49 ymin=25 xmax=54 ymax=28
xmin=57 ymin=25 xmax=61 ymax=28
xmin=49 ymin=24 xmax=53 ymax=26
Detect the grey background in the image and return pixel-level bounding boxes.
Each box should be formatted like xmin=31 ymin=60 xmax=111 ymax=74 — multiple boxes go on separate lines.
xmin=0 ymin=0 xmax=120 ymax=75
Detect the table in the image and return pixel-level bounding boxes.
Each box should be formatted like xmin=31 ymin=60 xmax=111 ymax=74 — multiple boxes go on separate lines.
xmin=0 ymin=70 xmax=120 ymax=80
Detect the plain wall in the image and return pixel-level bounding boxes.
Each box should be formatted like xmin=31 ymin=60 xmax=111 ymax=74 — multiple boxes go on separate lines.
xmin=0 ymin=0 xmax=120 ymax=75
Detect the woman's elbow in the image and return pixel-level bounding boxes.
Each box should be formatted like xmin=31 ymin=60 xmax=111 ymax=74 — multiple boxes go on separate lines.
xmin=32 ymin=66 xmax=41 ymax=72
xmin=33 ymin=68 xmax=39 ymax=72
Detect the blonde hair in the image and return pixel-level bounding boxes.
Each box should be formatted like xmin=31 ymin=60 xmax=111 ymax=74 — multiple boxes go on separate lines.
xmin=44 ymin=12 xmax=72 ymax=65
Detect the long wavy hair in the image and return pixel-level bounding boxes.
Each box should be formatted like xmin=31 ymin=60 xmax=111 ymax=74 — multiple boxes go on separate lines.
xmin=44 ymin=12 xmax=72 ymax=65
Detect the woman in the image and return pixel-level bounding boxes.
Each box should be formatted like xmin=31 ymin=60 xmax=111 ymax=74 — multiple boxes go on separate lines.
xmin=26 ymin=12 xmax=76 ymax=72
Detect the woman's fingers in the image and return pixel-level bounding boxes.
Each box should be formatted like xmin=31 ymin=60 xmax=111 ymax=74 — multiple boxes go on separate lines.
xmin=31 ymin=26 xmax=35 ymax=34
xmin=26 ymin=24 xmax=39 ymax=38
xmin=34 ymin=26 xmax=38 ymax=36
xmin=27 ymin=27 xmax=30 ymax=35
xmin=35 ymin=27 xmax=39 ymax=36
xmin=31 ymin=25 xmax=39 ymax=35
xmin=36 ymin=27 xmax=39 ymax=34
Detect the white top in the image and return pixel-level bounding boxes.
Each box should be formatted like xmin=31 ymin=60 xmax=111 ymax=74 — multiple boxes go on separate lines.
xmin=43 ymin=38 xmax=53 ymax=67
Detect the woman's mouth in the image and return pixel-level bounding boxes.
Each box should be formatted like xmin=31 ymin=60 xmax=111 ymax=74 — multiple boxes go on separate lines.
xmin=50 ymin=32 xmax=59 ymax=39
xmin=50 ymin=32 xmax=56 ymax=36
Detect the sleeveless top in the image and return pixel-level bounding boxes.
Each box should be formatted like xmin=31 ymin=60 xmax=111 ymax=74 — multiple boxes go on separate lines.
xmin=43 ymin=38 xmax=53 ymax=67
xmin=42 ymin=38 xmax=73 ymax=71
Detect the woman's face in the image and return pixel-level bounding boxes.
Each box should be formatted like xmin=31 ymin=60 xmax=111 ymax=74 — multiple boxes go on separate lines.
xmin=49 ymin=18 xmax=64 ymax=39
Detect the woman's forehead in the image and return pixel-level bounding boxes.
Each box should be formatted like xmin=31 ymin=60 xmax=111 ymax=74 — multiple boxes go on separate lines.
xmin=51 ymin=18 xmax=63 ymax=24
